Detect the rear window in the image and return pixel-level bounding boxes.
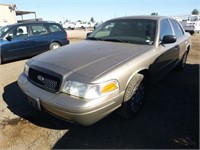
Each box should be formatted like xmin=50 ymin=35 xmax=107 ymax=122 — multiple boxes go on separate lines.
xmin=31 ymin=24 xmax=47 ymax=35
xmin=49 ymin=24 xmax=62 ymax=33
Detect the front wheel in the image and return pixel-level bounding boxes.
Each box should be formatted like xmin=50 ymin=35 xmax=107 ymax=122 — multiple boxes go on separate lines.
xmin=120 ymin=74 xmax=145 ymax=119
xmin=49 ymin=42 xmax=61 ymax=50
xmin=176 ymin=52 xmax=188 ymax=70
xmin=189 ymin=31 xmax=194 ymax=35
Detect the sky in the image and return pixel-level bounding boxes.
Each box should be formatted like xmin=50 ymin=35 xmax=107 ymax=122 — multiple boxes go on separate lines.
xmin=1 ymin=0 xmax=200 ymax=23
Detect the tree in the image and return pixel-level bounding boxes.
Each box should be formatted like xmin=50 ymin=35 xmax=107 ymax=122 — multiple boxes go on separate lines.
xmin=77 ymin=20 xmax=82 ymax=22
xmin=192 ymin=9 xmax=199 ymax=15
xmin=90 ymin=17 xmax=95 ymax=23
xmin=65 ymin=19 xmax=70 ymax=22
xmin=151 ymin=12 xmax=158 ymax=16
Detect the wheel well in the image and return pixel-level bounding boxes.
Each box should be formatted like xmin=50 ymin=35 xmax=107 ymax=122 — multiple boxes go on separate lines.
xmin=51 ymin=41 xmax=61 ymax=46
xmin=49 ymin=41 xmax=62 ymax=50
xmin=123 ymin=69 xmax=150 ymax=101
xmin=138 ymin=69 xmax=150 ymax=85
xmin=125 ymin=69 xmax=151 ymax=91
xmin=186 ymin=45 xmax=190 ymax=54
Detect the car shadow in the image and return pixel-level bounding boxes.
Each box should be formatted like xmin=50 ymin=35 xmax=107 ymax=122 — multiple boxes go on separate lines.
xmin=2 ymin=64 xmax=199 ymax=149
xmin=1 ymin=56 xmax=31 ymax=65
xmin=2 ymin=81 xmax=73 ymax=129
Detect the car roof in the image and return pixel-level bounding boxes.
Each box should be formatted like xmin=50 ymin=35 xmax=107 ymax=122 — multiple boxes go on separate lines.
xmin=109 ymin=15 xmax=172 ymax=21
xmin=6 ymin=21 xmax=58 ymax=27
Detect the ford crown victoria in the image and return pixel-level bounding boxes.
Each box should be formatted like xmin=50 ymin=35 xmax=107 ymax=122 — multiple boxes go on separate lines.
xmin=18 ymin=16 xmax=191 ymax=125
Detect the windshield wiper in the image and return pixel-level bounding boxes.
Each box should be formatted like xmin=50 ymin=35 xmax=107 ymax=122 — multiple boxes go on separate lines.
xmin=86 ymin=37 xmax=103 ymax=41
xmin=87 ymin=37 xmax=130 ymax=43
xmin=102 ymin=38 xmax=129 ymax=43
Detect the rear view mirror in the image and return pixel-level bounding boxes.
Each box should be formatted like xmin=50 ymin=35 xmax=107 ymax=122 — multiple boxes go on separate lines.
xmin=6 ymin=35 xmax=13 ymax=41
xmin=162 ymin=35 xmax=176 ymax=44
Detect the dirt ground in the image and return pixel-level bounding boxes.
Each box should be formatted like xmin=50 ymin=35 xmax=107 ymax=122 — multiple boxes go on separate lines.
xmin=0 ymin=30 xmax=199 ymax=149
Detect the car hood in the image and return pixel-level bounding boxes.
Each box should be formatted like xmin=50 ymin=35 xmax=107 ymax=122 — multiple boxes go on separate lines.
xmin=31 ymin=40 xmax=150 ymax=78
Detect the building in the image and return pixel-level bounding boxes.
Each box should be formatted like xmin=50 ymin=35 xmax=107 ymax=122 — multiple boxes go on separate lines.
xmin=0 ymin=3 xmax=42 ymax=26
xmin=0 ymin=3 xmax=17 ymax=26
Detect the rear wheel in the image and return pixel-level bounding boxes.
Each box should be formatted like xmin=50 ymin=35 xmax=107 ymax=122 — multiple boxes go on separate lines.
xmin=120 ymin=74 xmax=145 ymax=119
xmin=49 ymin=42 xmax=61 ymax=50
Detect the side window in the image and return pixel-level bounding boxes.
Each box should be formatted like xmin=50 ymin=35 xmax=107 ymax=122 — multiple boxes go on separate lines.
xmin=49 ymin=24 xmax=62 ymax=33
xmin=9 ymin=25 xmax=28 ymax=39
xmin=170 ymin=19 xmax=184 ymax=38
xmin=159 ymin=19 xmax=173 ymax=40
xmin=31 ymin=24 xmax=47 ymax=35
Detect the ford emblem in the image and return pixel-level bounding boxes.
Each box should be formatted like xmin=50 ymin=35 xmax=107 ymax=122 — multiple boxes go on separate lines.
xmin=37 ymin=75 xmax=45 ymax=81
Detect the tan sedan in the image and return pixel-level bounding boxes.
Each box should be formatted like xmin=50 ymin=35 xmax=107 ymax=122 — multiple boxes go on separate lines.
xmin=18 ymin=16 xmax=191 ymax=125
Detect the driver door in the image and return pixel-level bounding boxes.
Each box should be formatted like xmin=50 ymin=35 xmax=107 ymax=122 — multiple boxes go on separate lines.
xmin=1 ymin=25 xmax=31 ymax=62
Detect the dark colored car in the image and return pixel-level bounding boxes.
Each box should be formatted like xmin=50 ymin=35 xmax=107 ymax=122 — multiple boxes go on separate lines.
xmin=0 ymin=21 xmax=69 ymax=64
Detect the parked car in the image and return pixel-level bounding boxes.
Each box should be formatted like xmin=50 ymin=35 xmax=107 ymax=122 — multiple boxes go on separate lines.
xmin=179 ymin=15 xmax=200 ymax=34
xmin=0 ymin=21 xmax=69 ymax=64
xmin=18 ymin=16 xmax=191 ymax=126
xmin=94 ymin=21 xmax=103 ymax=29
xmin=63 ymin=21 xmax=96 ymax=30
xmin=62 ymin=21 xmax=76 ymax=30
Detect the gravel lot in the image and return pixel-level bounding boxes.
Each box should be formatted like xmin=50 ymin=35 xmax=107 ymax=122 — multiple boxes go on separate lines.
xmin=0 ymin=30 xmax=199 ymax=149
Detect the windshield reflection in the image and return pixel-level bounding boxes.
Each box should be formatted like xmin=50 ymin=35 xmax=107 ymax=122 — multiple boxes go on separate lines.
xmin=87 ymin=19 xmax=156 ymax=45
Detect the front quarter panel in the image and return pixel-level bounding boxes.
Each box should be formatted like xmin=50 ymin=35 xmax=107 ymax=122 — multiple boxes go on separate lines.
xmin=92 ymin=46 xmax=157 ymax=95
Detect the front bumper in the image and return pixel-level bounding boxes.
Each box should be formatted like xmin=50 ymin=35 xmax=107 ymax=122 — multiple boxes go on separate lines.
xmin=18 ymin=73 xmax=123 ymax=125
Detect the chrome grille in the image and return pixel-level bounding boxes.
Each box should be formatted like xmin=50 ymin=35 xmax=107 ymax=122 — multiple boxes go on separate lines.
xmin=28 ymin=68 xmax=61 ymax=93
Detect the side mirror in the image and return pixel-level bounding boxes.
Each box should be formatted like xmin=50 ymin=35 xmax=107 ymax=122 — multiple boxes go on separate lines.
xmin=6 ymin=35 xmax=13 ymax=41
xmin=86 ymin=32 xmax=92 ymax=37
xmin=162 ymin=35 xmax=176 ymax=44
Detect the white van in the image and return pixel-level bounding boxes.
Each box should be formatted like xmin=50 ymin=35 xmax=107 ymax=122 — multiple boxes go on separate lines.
xmin=180 ymin=15 xmax=200 ymax=34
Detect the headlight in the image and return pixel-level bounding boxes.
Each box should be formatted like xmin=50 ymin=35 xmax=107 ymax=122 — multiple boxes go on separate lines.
xmin=24 ymin=63 xmax=29 ymax=76
xmin=62 ymin=80 xmax=119 ymax=100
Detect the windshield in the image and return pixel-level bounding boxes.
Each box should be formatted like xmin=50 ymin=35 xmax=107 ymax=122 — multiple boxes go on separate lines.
xmin=0 ymin=26 xmax=10 ymax=37
xmin=87 ymin=19 xmax=156 ymax=45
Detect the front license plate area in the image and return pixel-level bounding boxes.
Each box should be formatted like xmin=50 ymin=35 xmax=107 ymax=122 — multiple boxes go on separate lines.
xmin=27 ymin=95 xmax=41 ymax=111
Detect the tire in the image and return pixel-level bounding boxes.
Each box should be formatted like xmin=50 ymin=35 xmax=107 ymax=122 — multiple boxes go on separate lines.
xmin=176 ymin=52 xmax=188 ymax=70
xmin=49 ymin=42 xmax=61 ymax=50
xmin=68 ymin=27 xmax=74 ymax=30
xmin=189 ymin=31 xmax=194 ymax=35
xmin=120 ymin=74 xmax=145 ymax=119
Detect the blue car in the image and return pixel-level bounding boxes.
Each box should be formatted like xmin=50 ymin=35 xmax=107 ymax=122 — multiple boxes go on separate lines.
xmin=0 ymin=21 xmax=69 ymax=64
